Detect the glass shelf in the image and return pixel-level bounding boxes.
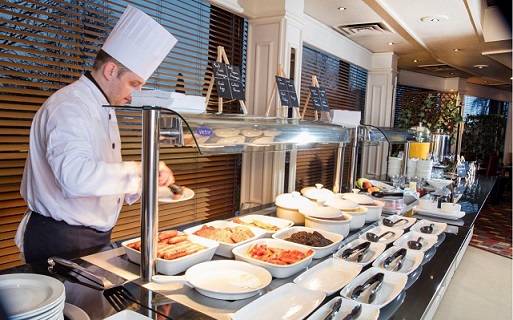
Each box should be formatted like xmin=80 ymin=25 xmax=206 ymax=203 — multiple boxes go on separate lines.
xmin=358 ymin=125 xmax=416 ymax=146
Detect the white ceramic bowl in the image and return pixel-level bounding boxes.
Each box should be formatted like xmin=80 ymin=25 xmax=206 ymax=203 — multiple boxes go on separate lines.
xmin=232 ymin=238 xmax=315 ymax=278
xmin=341 ymin=206 xmax=368 ymax=230
xmin=275 ymin=191 xmax=313 ymax=225
xmin=362 ymin=200 xmax=385 ymax=223
xmin=122 ymin=234 xmax=219 ymax=275
xmin=301 ymin=184 xmax=335 ymax=202
xmin=214 ymin=128 xmax=240 ymax=137
xmin=427 ymin=179 xmax=453 ymax=189
xmin=304 ymin=213 xmax=352 ymax=237
xmin=272 ymin=226 xmax=344 ymax=259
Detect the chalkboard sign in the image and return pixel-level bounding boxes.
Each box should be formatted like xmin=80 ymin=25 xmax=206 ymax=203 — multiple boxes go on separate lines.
xmin=275 ymin=76 xmax=299 ymax=107
xmin=309 ymin=86 xmax=330 ymax=112
xmin=211 ymin=61 xmax=245 ymax=100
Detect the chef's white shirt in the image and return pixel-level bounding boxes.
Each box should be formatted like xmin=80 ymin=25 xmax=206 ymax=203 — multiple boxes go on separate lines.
xmin=15 ymin=75 xmax=141 ymax=250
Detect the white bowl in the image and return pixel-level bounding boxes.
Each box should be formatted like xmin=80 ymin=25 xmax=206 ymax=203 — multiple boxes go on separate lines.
xmin=304 ymin=213 xmax=352 ymax=237
xmin=301 ymin=184 xmax=335 ymax=202
xmin=275 ymin=191 xmax=313 ymax=225
xmin=232 ymin=238 xmax=315 ymax=278
xmin=339 ymin=192 xmax=374 ymax=205
xmin=232 ymin=214 xmax=293 ymax=237
xmin=183 ymin=220 xmax=267 ymax=258
xmin=324 ymin=197 xmax=359 ymax=210
xmin=122 ymin=234 xmax=219 ymax=275
xmin=342 ymin=206 xmax=368 ymax=230
xmin=362 ymin=200 xmax=385 ymax=223
xmin=427 ymin=179 xmax=453 ymax=189
xmin=214 ymin=128 xmax=240 ymax=137
xmin=272 ymin=226 xmax=343 ymax=259
xmin=299 ymin=203 xmax=342 ymax=219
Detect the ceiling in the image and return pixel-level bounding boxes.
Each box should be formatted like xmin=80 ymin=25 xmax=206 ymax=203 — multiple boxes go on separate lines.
xmin=304 ymin=0 xmax=512 ymax=92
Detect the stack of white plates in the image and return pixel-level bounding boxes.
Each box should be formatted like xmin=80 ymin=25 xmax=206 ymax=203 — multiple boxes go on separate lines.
xmin=416 ymin=159 xmax=433 ymax=180
xmin=387 ymin=156 xmax=403 ymax=178
xmin=406 ymin=158 xmax=418 ymax=178
xmin=0 ymin=274 xmax=66 ymax=320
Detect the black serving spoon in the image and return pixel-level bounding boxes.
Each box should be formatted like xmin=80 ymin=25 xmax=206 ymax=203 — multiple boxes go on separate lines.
xmin=366 ymin=230 xmax=395 ymax=242
xmin=382 ymin=217 xmax=408 ymax=227
xmin=420 ymin=223 xmax=435 ymax=234
xmin=407 ymin=237 xmax=423 ymax=250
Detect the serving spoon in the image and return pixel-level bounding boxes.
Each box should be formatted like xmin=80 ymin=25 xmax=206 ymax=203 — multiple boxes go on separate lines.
xmin=366 ymin=230 xmax=395 ymax=242
xmin=382 ymin=217 xmax=408 ymax=227
xmin=420 ymin=223 xmax=435 ymax=234
xmin=407 ymin=237 xmax=423 ymax=250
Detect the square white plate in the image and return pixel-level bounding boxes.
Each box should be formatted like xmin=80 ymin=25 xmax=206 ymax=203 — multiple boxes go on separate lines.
xmin=372 ymin=245 xmax=424 ymax=275
xmin=293 ymin=258 xmax=362 ymax=295
xmin=272 ymin=226 xmax=343 ymax=259
xmin=359 ymin=226 xmax=404 ymax=245
xmin=232 ymin=283 xmax=325 ymax=320
xmin=340 ymin=267 xmax=408 ymax=308
xmin=183 ymin=220 xmax=267 ymax=258
xmin=412 ymin=205 xmax=465 ymax=220
xmin=333 ymin=238 xmax=386 ymax=267
xmin=410 ymin=219 xmax=447 ymax=236
xmin=306 ymin=297 xmax=380 ymax=320
xmin=393 ymin=231 xmax=438 ymax=252
xmin=232 ymin=214 xmax=294 ymax=237
xmin=379 ymin=215 xmax=416 ymax=229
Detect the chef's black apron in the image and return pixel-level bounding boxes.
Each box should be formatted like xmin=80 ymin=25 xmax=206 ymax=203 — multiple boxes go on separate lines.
xmin=23 ymin=211 xmax=112 ymax=263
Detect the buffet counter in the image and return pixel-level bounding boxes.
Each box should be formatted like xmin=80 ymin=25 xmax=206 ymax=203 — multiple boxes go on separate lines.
xmin=0 ymin=174 xmax=495 ymax=319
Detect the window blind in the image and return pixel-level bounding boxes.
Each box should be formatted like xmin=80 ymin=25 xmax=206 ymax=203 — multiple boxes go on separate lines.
xmin=0 ymin=0 xmax=246 ymax=269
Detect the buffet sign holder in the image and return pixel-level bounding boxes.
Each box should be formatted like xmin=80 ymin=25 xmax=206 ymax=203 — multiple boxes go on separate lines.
xmin=205 ymin=46 xmax=248 ymax=114
xmin=300 ymin=75 xmax=331 ymax=121
xmin=264 ymin=64 xmax=301 ymax=118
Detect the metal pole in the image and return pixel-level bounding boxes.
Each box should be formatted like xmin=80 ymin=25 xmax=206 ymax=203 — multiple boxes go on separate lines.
xmin=140 ymin=109 xmax=160 ymax=282
xmin=348 ymin=128 xmax=358 ymax=191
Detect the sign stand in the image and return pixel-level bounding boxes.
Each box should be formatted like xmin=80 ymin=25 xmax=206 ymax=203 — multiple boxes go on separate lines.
xmin=205 ymin=46 xmax=248 ymax=114
xmin=265 ymin=64 xmax=300 ymax=118
xmin=300 ymin=75 xmax=331 ymax=121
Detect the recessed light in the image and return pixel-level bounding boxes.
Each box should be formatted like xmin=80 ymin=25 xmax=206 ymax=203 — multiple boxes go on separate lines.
xmin=420 ymin=15 xmax=449 ymax=23
xmin=453 ymin=48 xmax=460 ymax=52
xmin=388 ymin=42 xmax=394 ymax=45
xmin=338 ymin=7 xmax=346 ymax=11
xmin=473 ymin=64 xmax=489 ymax=69
xmin=413 ymin=59 xmax=418 ymax=63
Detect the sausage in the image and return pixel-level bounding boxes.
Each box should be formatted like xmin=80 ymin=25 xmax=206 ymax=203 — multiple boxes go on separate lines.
xmin=158 ymin=230 xmax=179 ymax=241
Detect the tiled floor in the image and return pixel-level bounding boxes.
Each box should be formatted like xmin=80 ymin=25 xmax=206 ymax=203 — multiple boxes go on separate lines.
xmin=433 ymin=246 xmax=512 ymax=320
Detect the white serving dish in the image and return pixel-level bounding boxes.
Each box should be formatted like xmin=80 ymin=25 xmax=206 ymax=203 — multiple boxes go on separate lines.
xmin=293 ymin=258 xmax=362 ymax=295
xmin=104 ymin=310 xmax=151 ymax=320
xmin=306 ymin=296 xmax=380 ymax=320
xmin=272 ymin=226 xmax=343 ymax=259
xmin=410 ymin=219 xmax=447 ymax=236
xmin=340 ymin=267 xmax=408 ymax=308
xmin=232 ymin=283 xmax=325 ymax=320
xmin=412 ymin=205 xmax=465 ymax=220
xmin=275 ymin=191 xmax=313 ymax=225
xmin=301 ymin=184 xmax=335 ymax=201
xmin=303 ymin=212 xmax=352 ymax=237
xmin=393 ymin=231 xmax=438 ymax=252
xmin=183 ymin=220 xmax=266 ymax=258
xmin=339 ymin=192 xmax=374 ymax=205
xmin=232 ymin=238 xmax=315 ymax=278
xmin=232 ymin=214 xmax=293 ymax=237
xmin=214 ymin=128 xmax=240 ymax=137
xmin=427 ymin=179 xmax=453 ymax=189
xmin=122 ymin=234 xmax=219 ymax=275
xmin=372 ymin=245 xmax=424 ymax=275
xmin=359 ymin=225 xmax=404 ymax=245
xmin=342 ymin=206 xmax=368 ymax=230
xmin=363 ymin=200 xmax=385 ymax=223
xmin=379 ymin=215 xmax=417 ymax=229
xmin=334 ymin=238 xmax=386 ymax=266
xmin=299 ymin=203 xmax=343 ymax=219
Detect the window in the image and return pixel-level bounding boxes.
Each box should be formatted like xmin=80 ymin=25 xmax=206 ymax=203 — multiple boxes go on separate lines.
xmin=0 ymin=0 xmax=247 ymax=269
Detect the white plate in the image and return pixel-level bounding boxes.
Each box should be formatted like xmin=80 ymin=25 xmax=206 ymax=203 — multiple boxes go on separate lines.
xmin=393 ymin=231 xmax=438 ymax=252
xmin=340 ymin=267 xmax=408 ymax=308
xmin=372 ymin=245 xmax=424 ymax=275
xmin=293 ymin=258 xmax=362 ymax=295
xmin=272 ymin=226 xmax=343 ymax=259
xmin=307 ymin=296 xmax=380 ymax=320
xmin=232 ymin=283 xmax=325 ymax=320
xmin=122 ymin=233 xmax=219 ymax=275
xmin=0 ymin=274 xmax=65 ymax=319
xmin=379 ymin=215 xmax=416 ymax=229
xmin=410 ymin=219 xmax=447 ymax=236
xmin=359 ymin=226 xmax=404 ymax=245
xmin=232 ymin=238 xmax=315 ymax=278
xmin=233 ymin=214 xmax=294 ymax=237
xmin=412 ymin=205 xmax=465 ymax=220
xmin=333 ymin=238 xmax=386 ymax=266
xmin=63 ymin=303 xmax=90 ymax=320
xmin=183 ymin=220 xmax=267 ymax=258
xmin=158 ymin=186 xmax=195 ymax=203
xmin=104 ymin=310 xmax=151 ymax=320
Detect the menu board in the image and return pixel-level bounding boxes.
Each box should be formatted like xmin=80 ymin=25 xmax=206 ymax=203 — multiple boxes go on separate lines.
xmin=275 ymin=76 xmax=299 ymax=107
xmin=211 ymin=61 xmax=245 ymax=100
xmin=309 ymin=86 xmax=330 ymax=112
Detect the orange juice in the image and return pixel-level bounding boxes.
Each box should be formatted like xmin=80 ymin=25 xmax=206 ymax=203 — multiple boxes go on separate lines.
xmin=409 ymin=142 xmax=430 ymax=159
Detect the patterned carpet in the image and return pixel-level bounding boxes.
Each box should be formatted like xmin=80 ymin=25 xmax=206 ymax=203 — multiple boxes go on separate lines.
xmin=470 ymin=186 xmax=512 ymax=259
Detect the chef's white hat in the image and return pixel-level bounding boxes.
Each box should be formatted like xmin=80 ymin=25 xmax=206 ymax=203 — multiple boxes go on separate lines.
xmin=101 ymin=5 xmax=178 ymax=80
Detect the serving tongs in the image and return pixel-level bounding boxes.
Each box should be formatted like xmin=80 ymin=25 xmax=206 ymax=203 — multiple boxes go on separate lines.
xmin=341 ymin=241 xmax=371 ymax=262
xmin=323 ymin=297 xmax=342 ymax=320
xmin=383 ymin=248 xmax=407 ymax=271
xmin=48 ymin=256 xmax=114 ymax=289
xmin=351 ymin=272 xmax=385 ymax=304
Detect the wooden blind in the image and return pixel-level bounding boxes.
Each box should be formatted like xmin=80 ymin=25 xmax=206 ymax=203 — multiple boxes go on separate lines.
xmin=0 ymin=0 xmax=246 ymax=269
xmin=293 ymin=45 xmax=367 ymax=192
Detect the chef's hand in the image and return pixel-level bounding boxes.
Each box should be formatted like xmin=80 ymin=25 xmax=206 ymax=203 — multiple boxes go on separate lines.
xmin=158 ymin=161 xmax=175 ymax=187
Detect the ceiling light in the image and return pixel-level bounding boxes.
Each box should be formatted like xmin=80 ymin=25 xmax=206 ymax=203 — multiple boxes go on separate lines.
xmin=413 ymin=59 xmax=418 ymax=63
xmin=453 ymin=48 xmax=460 ymax=52
xmin=338 ymin=7 xmax=346 ymax=11
xmin=473 ymin=64 xmax=489 ymax=69
xmin=420 ymin=15 xmax=449 ymax=23
xmin=388 ymin=42 xmax=394 ymax=45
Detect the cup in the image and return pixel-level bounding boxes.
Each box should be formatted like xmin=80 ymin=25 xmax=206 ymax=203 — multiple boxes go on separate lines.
xmin=441 ymin=202 xmax=461 ymax=213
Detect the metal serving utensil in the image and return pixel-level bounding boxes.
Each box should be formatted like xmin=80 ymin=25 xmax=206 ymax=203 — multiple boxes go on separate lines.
xmin=351 ymin=272 xmax=384 ymax=304
xmin=383 ymin=248 xmax=407 ymax=271
xmin=323 ymin=297 xmax=342 ymax=320
xmin=341 ymin=241 xmax=371 ymax=262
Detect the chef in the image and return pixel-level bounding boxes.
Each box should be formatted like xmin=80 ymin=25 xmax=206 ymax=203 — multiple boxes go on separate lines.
xmin=15 ymin=5 xmax=178 ymax=263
